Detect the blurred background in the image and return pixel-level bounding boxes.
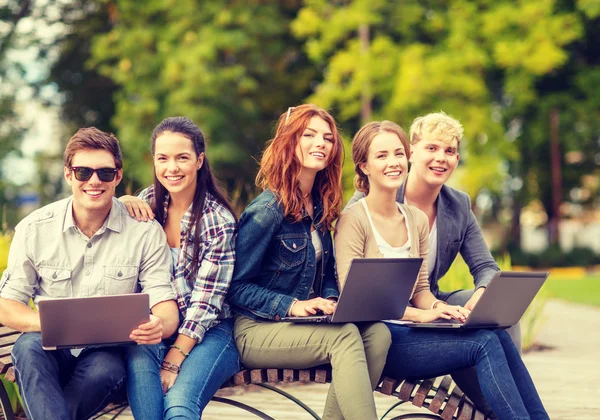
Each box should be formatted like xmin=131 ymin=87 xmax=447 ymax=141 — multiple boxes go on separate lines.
xmin=0 ymin=0 xmax=599 ymax=336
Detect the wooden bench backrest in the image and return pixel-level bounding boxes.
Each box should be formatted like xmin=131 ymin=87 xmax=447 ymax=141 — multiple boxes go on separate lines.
xmin=0 ymin=326 xmax=19 ymax=382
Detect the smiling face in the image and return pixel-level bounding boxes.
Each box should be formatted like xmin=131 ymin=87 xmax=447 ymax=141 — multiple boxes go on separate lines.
xmin=360 ymin=131 xmax=409 ymax=193
xmin=410 ymin=134 xmax=460 ymax=187
xmin=64 ymin=148 xmax=122 ymax=216
xmin=153 ymin=132 xmax=204 ymax=198
xmin=295 ymin=116 xmax=334 ymax=174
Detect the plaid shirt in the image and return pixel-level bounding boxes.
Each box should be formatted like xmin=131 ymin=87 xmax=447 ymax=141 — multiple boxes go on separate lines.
xmin=139 ymin=186 xmax=236 ymax=342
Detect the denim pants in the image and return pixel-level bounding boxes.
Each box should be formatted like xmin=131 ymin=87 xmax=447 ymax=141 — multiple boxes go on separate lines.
xmin=126 ymin=319 xmax=240 ymax=420
xmin=12 ymin=332 xmax=126 ymax=420
xmin=384 ymin=324 xmax=549 ymax=420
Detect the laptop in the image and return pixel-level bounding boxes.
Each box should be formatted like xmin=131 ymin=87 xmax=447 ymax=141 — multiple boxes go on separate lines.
xmin=397 ymin=271 xmax=548 ymax=329
xmin=39 ymin=293 xmax=150 ymax=350
xmin=281 ymin=258 xmax=423 ymax=323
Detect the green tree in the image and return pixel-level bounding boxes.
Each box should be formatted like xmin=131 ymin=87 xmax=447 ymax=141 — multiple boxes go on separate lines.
xmin=90 ymin=0 xmax=317 ymax=202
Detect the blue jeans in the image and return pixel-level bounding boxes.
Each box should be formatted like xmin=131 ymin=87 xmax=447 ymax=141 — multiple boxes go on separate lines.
xmin=126 ymin=319 xmax=240 ymax=420
xmin=384 ymin=325 xmax=549 ymax=420
xmin=12 ymin=332 xmax=126 ymax=420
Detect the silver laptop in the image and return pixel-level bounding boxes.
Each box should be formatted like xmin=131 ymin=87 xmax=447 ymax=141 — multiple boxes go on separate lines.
xmin=281 ymin=258 xmax=423 ymax=323
xmin=39 ymin=293 xmax=150 ymax=350
xmin=401 ymin=271 xmax=548 ymax=329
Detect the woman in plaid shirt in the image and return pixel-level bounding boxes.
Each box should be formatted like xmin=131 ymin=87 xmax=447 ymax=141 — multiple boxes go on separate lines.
xmin=121 ymin=116 xmax=239 ymax=419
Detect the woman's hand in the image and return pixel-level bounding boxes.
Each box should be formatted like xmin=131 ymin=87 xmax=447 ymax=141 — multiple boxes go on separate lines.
xmin=289 ymin=297 xmax=336 ymax=317
xmin=416 ymin=304 xmax=470 ymax=324
xmin=119 ymin=195 xmax=154 ymax=222
xmin=160 ymin=365 xmax=179 ymax=394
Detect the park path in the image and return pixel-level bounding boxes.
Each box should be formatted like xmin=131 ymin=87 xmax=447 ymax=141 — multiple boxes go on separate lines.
xmin=102 ymin=299 xmax=600 ymax=419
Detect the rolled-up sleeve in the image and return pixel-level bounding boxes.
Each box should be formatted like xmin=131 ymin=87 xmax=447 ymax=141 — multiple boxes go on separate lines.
xmin=179 ymin=221 xmax=236 ymax=342
xmin=0 ymin=223 xmax=38 ymax=305
xmin=138 ymin=222 xmax=176 ymax=308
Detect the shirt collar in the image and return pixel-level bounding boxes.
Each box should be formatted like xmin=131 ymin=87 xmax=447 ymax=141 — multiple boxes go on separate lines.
xmin=62 ymin=196 xmax=122 ymax=234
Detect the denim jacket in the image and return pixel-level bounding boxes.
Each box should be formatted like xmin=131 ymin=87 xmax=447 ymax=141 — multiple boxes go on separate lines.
xmin=228 ymin=189 xmax=339 ymax=321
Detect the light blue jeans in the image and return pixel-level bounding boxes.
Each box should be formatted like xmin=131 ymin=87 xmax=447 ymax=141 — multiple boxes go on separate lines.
xmin=126 ymin=319 xmax=240 ymax=420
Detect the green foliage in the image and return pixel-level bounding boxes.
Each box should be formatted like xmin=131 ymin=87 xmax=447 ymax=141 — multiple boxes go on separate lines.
xmin=509 ymin=245 xmax=600 ymax=268
xmin=0 ymin=377 xmax=21 ymax=415
xmin=544 ymin=275 xmax=600 ymax=307
xmin=0 ymin=231 xmax=11 ymax=272
xmin=90 ymin=0 xmax=317 ymax=199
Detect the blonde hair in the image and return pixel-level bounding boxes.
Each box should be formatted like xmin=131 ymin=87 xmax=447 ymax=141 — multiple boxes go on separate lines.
xmin=351 ymin=121 xmax=409 ymax=195
xmin=409 ymin=112 xmax=463 ymax=147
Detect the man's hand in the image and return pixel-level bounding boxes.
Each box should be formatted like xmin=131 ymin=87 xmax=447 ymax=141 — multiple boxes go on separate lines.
xmin=130 ymin=314 xmax=164 ymax=344
xmin=289 ymin=297 xmax=336 ymax=317
xmin=465 ymin=288 xmax=486 ymax=311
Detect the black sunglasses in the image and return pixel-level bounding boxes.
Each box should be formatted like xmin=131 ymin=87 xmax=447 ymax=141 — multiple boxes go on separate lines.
xmin=70 ymin=166 xmax=119 ymax=182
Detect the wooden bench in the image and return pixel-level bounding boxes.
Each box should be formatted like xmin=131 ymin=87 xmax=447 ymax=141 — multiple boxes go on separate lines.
xmin=0 ymin=326 xmax=491 ymax=420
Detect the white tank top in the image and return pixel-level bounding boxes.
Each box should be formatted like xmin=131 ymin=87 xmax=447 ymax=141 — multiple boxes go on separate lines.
xmin=360 ymin=200 xmax=411 ymax=258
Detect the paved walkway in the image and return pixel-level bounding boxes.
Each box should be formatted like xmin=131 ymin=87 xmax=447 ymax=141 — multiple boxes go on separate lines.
xmin=100 ymin=299 xmax=600 ymax=419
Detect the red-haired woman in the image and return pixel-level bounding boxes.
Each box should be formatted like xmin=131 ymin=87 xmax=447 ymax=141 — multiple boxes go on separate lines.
xmin=227 ymin=105 xmax=391 ymax=420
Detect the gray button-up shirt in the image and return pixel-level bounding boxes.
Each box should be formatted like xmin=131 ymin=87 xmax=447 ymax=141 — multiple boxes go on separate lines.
xmin=0 ymin=197 xmax=175 ymax=308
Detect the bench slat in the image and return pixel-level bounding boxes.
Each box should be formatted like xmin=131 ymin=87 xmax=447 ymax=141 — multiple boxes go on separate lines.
xmin=441 ymin=385 xmax=464 ymax=420
xmin=250 ymin=369 xmax=267 ymax=384
xmin=314 ymin=368 xmax=329 ymax=384
xmin=428 ymin=375 xmax=452 ymax=414
xmin=267 ymin=368 xmax=281 ymax=383
xmin=0 ymin=345 xmax=13 ymax=359
xmin=0 ymin=327 xmax=18 ymax=338
xmin=0 ymin=333 xmax=20 ymax=348
xmin=283 ymin=369 xmax=297 ymax=382
xmin=379 ymin=377 xmax=399 ymax=395
xmin=457 ymin=399 xmax=474 ymax=420
xmin=232 ymin=370 xmax=250 ymax=386
xmin=413 ymin=378 xmax=435 ymax=407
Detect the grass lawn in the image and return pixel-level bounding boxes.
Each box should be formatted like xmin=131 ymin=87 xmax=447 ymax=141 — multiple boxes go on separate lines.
xmin=542 ymin=274 xmax=600 ymax=307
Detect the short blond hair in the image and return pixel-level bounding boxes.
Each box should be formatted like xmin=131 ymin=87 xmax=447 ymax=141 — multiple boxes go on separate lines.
xmin=409 ymin=112 xmax=463 ymax=147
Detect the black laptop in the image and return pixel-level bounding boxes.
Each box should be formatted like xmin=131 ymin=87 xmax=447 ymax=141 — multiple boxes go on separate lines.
xmin=39 ymin=293 xmax=150 ymax=350
xmin=396 ymin=271 xmax=548 ymax=329
xmin=281 ymin=258 xmax=423 ymax=323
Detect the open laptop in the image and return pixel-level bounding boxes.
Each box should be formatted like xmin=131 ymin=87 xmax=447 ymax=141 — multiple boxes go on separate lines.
xmin=396 ymin=271 xmax=548 ymax=329
xmin=281 ymin=258 xmax=423 ymax=323
xmin=39 ymin=293 xmax=150 ymax=350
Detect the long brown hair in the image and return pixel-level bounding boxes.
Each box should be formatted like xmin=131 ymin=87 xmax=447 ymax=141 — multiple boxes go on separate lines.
xmin=151 ymin=116 xmax=237 ymax=279
xmin=256 ymin=104 xmax=343 ymax=231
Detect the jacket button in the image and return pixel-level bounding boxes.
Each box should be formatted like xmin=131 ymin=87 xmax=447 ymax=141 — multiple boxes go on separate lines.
xmin=52 ymin=272 xmax=57 ymax=279
xmin=117 ymin=271 xmax=123 ymax=277
xmin=293 ymin=243 xmax=297 ymax=249
xmin=274 ymin=315 xmax=281 ymax=321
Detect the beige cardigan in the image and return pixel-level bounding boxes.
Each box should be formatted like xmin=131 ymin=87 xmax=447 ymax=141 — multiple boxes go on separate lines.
xmin=334 ymin=199 xmax=430 ymax=299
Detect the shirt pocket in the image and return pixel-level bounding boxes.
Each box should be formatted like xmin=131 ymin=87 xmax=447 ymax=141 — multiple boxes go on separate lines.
xmin=38 ymin=266 xmax=73 ymax=298
xmin=103 ymin=265 xmax=139 ymax=295
xmin=277 ymin=235 xmax=308 ymax=268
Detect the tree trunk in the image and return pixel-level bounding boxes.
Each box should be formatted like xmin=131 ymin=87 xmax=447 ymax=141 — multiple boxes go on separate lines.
xmin=358 ymin=24 xmax=371 ymax=125
xmin=548 ymin=108 xmax=562 ymax=246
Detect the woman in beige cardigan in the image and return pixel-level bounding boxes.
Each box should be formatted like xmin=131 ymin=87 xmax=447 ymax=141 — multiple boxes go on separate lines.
xmin=334 ymin=121 xmax=549 ymax=420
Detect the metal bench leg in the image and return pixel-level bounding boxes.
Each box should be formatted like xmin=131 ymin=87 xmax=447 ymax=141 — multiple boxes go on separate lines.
xmin=0 ymin=383 xmax=16 ymax=420
xmin=211 ymin=396 xmax=276 ymax=420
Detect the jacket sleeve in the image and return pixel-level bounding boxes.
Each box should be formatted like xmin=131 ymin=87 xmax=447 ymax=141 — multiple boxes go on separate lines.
xmin=227 ymin=202 xmax=295 ymax=320
xmin=461 ymin=197 xmax=499 ymax=289
xmin=333 ymin=207 xmax=368 ymax=290
xmin=320 ymin=231 xmax=340 ymax=300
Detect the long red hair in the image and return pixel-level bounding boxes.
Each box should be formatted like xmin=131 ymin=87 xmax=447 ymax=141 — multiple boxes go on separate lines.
xmin=256 ymin=104 xmax=343 ymax=231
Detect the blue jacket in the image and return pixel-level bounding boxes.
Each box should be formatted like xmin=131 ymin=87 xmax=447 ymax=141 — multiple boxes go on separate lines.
xmin=228 ymin=189 xmax=339 ymax=321
xmin=347 ymin=179 xmax=499 ymax=297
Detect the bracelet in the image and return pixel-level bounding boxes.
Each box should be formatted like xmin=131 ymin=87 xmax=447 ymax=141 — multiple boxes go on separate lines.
xmin=170 ymin=344 xmax=190 ymax=358
xmin=431 ymin=300 xmax=447 ymax=310
xmin=161 ymin=360 xmax=181 ymax=373
xmin=287 ymin=298 xmax=299 ymax=316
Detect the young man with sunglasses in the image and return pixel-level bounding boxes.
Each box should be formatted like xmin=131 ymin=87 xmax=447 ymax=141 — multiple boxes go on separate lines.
xmin=0 ymin=127 xmax=179 ymax=420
